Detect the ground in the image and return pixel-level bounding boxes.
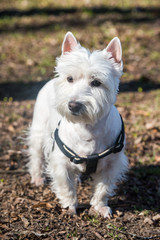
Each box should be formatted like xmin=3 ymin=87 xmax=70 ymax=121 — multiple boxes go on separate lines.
xmin=0 ymin=1 xmax=160 ymax=239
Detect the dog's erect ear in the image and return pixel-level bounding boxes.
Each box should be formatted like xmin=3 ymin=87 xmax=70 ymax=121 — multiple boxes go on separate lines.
xmin=106 ymin=37 xmax=122 ymax=64
xmin=62 ymin=32 xmax=78 ymax=54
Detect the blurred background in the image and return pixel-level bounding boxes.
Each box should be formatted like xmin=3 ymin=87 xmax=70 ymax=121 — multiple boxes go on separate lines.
xmin=0 ymin=0 xmax=159 ymax=100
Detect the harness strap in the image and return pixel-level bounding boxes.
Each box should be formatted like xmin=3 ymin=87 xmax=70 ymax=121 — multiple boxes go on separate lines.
xmin=53 ymin=114 xmax=125 ymax=175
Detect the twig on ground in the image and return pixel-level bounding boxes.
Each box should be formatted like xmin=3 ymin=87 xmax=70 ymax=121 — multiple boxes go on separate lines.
xmin=0 ymin=170 xmax=27 ymax=174
xmin=107 ymin=225 xmax=160 ymax=239
xmin=6 ymin=230 xmax=55 ymax=238
xmin=93 ymin=231 xmax=105 ymax=240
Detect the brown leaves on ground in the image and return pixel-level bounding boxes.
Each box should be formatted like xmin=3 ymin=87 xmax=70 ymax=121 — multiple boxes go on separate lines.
xmin=0 ymin=96 xmax=160 ymax=240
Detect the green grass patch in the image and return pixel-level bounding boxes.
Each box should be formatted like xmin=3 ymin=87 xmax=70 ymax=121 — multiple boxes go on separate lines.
xmin=107 ymin=224 xmax=125 ymax=240
xmin=150 ymin=51 xmax=160 ymax=61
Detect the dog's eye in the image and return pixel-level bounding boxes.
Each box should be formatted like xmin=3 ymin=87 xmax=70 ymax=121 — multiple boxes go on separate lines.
xmin=90 ymin=80 xmax=101 ymax=87
xmin=67 ymin=76 xmax=73 ymax=83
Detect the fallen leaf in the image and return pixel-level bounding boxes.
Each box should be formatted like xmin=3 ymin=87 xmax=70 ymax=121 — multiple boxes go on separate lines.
xmin=58 ymin=231 xmax=67 ymax=235
xmin=7 ymin=150 xmax=22 ymax=155
xmin=145 ymin=120 xmax=157 ymax=130
xmin=21 ymin=216 xmax=29 ymax=228
xmin=10 ymin=212 xmax=18 ymax=221
xmin=32 ymin=201 xmax=53 ymax=209
xmin=134 ymin=136 xmax=142 ymax=145
xmin=152 ymin=214 xmax=160 ymax=222
xmin=116 ymin=210 xmax=123 ymax=217
xmin=135 ymin=110 xmax=150 ymax=116
xmin=144 ymin=217 xmax=153 ymax=225
xmin=8 ymin=125 xmax=15 ymax=132
xmin=26 ymin=59 xmax=34 ymax=66
xmin=155 ymin=155 xmax=160 ymax=163
xmin=0 ymin=155 xmax=10 ymax=161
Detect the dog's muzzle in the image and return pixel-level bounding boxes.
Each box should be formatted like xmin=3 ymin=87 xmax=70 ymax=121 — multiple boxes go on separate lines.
xmin=68 ymin=101 xmax=84 ymax=115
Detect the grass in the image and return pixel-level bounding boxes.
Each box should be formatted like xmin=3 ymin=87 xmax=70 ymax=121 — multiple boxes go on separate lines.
xmin=107 ymin=224 xmax=125 ymax=240
xmin=89 ymin=216 xmax=100 ymax=225
xmin=0 ymin=0 xmax=159 ymax=84
xmin=0 ymin=0 xmax=159 ymax=9
xmin=67 ymin=228 xmax=78 ymax=238
xmin=150 ymin=51 xmax=160 ymax=61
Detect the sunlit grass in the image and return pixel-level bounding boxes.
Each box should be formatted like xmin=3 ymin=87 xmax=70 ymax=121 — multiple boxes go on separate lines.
xmin=0 ymin=0 xmax=159 ymax=9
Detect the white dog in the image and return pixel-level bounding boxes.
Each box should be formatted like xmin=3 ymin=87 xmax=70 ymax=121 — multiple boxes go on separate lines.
xmin=27 ymin=32 xmax=128 ymax=218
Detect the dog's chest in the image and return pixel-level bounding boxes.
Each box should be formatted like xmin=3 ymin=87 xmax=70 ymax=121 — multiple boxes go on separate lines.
xmin=74 ymin=138 xmax=96 ymax=157
xmin=59 ymin=122 xmax=106 ymax=158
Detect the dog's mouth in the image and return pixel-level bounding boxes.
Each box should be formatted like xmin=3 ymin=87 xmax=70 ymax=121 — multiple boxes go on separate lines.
xmin=70 ymin=112 xmax=81 ymax=116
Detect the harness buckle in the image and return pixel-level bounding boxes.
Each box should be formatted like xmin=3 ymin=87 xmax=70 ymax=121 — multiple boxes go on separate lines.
xmin=112 ymin=143 xmax=124 ymax=153
xmin=70 ymin=156 xmax=84 ymax=164
xmin=70 ymin=156 xmax=75 ymax=163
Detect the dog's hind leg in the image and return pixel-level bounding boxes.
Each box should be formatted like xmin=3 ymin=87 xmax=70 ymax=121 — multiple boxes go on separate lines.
xmin=27 ymin=125 xmax=45 ymax=186
xmin=27 ymin=86 xmax=50 ymax=186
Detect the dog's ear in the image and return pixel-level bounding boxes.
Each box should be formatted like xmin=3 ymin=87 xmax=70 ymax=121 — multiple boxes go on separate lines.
xmin=62 ymin=32 xmax=78 ymax=54
xmin=106 ymin=37 xmax=122 ymax=64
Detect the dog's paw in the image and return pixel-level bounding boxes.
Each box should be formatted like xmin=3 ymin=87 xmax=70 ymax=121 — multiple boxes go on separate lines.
xmin=62 ymin=206 xmax=77 ymax=216
xmin=67 ymin=206 xmax=77 ymax=216
xmin=31 ymin=176 xmax=44 ymax=186
xmin=89 ymin=206 xmax=112 ymax=219
xmin=89 ymin=206 xmax=99 ymax=217
xmin=98 ymin=206 xmax=112 ymax=219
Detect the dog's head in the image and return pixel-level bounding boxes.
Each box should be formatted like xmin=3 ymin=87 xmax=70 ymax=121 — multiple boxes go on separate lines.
xmin=54 ymin=32 xmax=123 ymax=124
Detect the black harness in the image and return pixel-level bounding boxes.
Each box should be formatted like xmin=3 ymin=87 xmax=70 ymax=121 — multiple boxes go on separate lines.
xmin=53 ymin=115 xmax=125 ymax=175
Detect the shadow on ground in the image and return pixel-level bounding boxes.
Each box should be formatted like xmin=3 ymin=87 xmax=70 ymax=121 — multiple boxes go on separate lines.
xmin=77 ymin=164 xmax=160 ymax=214
xmin=0 ymin=78 xmax=160 ymax=101
xmin=1 ymin=6 xmax=159 ymax=17
xmin=0 ymin=6 xmax=159 ymax=33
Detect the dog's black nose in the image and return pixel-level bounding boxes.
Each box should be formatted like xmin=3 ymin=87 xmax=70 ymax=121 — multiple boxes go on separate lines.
xmin=68 ymin=101 xmax=83 ymax=115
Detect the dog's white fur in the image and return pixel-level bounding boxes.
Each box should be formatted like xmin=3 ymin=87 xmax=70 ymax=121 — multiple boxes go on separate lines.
xmin=27 ymin=32 xmax=128 ymax=218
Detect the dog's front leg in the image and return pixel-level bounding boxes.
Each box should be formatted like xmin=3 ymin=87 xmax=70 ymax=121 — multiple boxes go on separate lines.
xmin=90 ymin=176 xmax=113 ymax=218
xmin=49 ymin=158 xmax=78 ymax=215
xmin=90 ymin=153 xmax=128 ymax=218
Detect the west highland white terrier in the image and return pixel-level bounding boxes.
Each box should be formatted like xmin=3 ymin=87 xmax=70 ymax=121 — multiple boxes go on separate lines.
xmin=27 ymin=32 xmax=128 ymax=218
